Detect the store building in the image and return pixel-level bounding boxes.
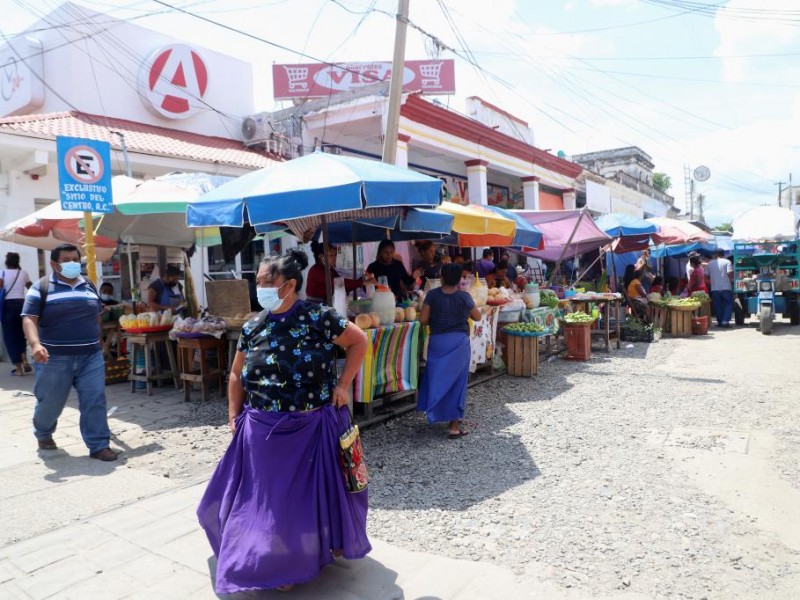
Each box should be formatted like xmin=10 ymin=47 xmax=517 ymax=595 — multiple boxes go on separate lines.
xmin=571 ymin=147 xmax=678 ymax=218
xmin=0 ymin=2 xmax=279 ymax=304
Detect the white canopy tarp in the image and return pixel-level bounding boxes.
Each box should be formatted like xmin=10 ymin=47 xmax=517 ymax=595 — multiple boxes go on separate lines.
xmin=731 ymin=206 xmax=799 ymax=242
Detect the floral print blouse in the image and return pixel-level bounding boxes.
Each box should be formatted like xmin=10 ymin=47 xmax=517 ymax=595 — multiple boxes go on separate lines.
xmin=237 ymin=300 xmax=349 ymax=412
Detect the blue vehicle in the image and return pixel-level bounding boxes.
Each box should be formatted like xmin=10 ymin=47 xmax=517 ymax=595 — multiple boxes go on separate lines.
xmin=733 ymin=240 xmax=800 ymax=333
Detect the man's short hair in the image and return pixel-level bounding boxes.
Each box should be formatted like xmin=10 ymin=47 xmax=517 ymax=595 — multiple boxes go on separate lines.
xmin=50 ymin=243 xmax=80 ymax=263
xmin=165 ymin=265 xmax=181 ymax=277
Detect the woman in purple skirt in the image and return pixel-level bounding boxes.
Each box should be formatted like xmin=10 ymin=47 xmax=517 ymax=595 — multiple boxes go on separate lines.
xmin=197 ymin=249 xmax=370 ymax=593
xmin=418 ymin=263 xmax=481 ymax=439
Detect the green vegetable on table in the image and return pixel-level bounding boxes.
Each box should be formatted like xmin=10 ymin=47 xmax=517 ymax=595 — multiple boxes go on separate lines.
xmin=540 ymin=289 xmax=560 ymax=308
xmin=503 ymin=322 xmax=546 ymax=334
xmin=563 ymin=312 xmax=596 ymax=324
xmin=691 ymin=291 xmax=711 ymax=304
xmin=665 ymin=298 xmax=702 ymax=308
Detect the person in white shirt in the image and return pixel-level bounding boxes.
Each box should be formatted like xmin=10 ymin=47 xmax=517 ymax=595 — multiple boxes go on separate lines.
xmin=0 ymin=252 xmax=32 ymax=375
xmin=707 ymin=249 xmax=734 ymax=327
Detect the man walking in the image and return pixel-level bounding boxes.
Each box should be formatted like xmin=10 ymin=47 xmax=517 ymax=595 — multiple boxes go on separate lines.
xmin=22 ymin=244 xmax=117 ymax=461
xmin=708 ymin=249 xmax=734 ymax=328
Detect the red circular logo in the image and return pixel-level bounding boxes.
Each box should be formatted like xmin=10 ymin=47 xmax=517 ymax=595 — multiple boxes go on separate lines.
xmin=139 ymin=44 xmax=208 ymax=119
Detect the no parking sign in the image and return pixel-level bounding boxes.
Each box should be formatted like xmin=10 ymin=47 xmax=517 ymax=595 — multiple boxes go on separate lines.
xmin=56 ymin=136 xmax=114 ymax=213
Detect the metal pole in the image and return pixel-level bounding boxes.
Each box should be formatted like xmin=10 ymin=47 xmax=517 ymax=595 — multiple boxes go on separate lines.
xmin=83 ymin=211 xmax=97 ymax=285
xmin=322 ymin=215 xmax=333 ymax=306
xmin=381 ymin=0 xmax=410 ymax=165
xmin=547 ymin=209 xmax=586 ymax=287
xmin=112 ymin=131 xmax=133 ymax=177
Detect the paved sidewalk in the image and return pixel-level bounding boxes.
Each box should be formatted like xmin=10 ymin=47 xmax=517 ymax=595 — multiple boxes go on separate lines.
xmin=0 ymin=366 xmax=587 ymax=600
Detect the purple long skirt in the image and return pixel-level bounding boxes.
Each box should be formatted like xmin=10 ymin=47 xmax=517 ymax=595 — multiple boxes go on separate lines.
xmin=197 ymin=405 xmax=371 ymax=594
xmin=417 ymin=332 xmax=470 ymax=424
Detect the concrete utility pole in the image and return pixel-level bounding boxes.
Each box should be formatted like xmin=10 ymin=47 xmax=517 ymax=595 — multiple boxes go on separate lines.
xmin=382 ymin=0 xmax=410 ymax=165
xmin=775 ymin=180 xmax=786 ymax=207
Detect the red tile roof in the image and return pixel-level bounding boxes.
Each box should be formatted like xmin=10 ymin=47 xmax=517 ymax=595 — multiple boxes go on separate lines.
xmin=0 ymin=111 xmax=279 ymax=170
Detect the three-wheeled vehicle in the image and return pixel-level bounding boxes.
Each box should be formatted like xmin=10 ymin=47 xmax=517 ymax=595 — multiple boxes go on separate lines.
xmin=733 ymin=240 xmax=800 ymax=333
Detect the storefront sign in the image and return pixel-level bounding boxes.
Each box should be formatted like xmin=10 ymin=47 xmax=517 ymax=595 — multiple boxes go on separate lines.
xmin=272 ymin=59 xmax=455 ymax=100
xmin=0 ymin=37 xmax=44 ymax=117
xmin=56 ymin=136 xmax=113 ymax=213
xmin=138 ymin=44 xmax=209 ymax=119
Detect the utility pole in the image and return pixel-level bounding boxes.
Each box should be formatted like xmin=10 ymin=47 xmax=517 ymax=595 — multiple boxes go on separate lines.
xmin=775 ymin=180 xmax=786 ymax=207
xmin=382 ymin=0 xmax=410 ymax=165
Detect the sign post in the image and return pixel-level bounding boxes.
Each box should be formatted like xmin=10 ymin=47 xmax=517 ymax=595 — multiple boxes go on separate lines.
xmin=56 ymin=136 xmax=114 ymax=285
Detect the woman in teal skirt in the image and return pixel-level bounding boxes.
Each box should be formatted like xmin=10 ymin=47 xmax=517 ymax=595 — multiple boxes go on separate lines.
xmin=418 ymin=263 xmax=481 ymax=439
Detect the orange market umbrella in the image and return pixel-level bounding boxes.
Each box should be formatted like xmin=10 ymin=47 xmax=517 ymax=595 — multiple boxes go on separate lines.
xmin=436 ymin=202 xmax=517 ymax=246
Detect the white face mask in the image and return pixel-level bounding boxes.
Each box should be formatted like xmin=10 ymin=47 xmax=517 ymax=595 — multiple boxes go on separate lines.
xmin=257 ymin=281 xmax=288 ymax=312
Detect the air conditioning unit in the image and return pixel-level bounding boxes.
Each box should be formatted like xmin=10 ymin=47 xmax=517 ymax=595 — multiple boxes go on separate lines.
xmin=241 ymin=112 xmax=272 ymax=146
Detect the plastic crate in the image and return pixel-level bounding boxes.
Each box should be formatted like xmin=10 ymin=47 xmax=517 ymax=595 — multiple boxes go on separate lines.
xmin=564 ymin=322 xmax=591 ymax=360
xmin=691 ymin=316 xmax=709 ymax=335
xmin=621 ymin=327 xmax=661 ymax=343
xmin=104 ymin=357 xmax=130 ymax=385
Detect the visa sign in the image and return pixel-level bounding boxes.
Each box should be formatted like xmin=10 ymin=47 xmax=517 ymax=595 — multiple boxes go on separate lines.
xmin=272 ymin=60 xmax=455 ymax=100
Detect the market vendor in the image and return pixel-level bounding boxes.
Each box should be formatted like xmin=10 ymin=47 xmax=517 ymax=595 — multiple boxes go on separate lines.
xmin=306 ymin=241 xmax=372 ymax=303
xmin=147 ymin=265 xmax=186 ymax=315
xmin=99 ymin=282 xmax=119 ymax=306
xmin=412 ymin=241 xmax=443 ymax=289
xmin=626 ymin=269 xmax=648 ymax=319
xmin=366 ymin=239 xmax=421 ymax=299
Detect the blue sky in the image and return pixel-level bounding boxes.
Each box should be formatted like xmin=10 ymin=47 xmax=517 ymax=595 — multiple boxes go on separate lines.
xmin=4 ymin=0 xmax=799 ymax=226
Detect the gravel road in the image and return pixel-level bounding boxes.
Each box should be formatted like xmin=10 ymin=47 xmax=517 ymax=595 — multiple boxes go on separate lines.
xmin=113 ymin=323 xmax=800 ymax=599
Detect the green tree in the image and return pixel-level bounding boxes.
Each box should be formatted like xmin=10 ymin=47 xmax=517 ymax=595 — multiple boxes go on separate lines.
xmin=652 ymin=172 xmax=672 ymax=193
xmin=714 ymin=222 xmax=732 ymax=232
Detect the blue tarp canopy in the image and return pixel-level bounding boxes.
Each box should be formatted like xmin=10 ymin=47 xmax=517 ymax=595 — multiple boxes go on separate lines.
xmin=595 ymin=213 xmax=659 ymax=237
xmin=310 ymin=208 xmax=455 ymax=244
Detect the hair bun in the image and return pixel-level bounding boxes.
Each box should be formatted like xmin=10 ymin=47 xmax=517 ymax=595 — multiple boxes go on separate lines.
xmin=286 ymin=248 xmax=309 ymax=271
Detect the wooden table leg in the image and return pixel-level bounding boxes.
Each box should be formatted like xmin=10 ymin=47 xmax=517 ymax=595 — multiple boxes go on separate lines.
xmin=143 ymin=341 xmax=153 ymax=396
xmin=164 ymin=340 xmax=179 ymax=390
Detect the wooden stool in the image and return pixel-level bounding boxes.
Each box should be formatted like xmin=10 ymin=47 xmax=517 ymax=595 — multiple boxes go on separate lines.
xmin=670 ymin=309 xmax=693 ymax=337
xmin=506 ymin=334 xmax=539 ymax=376
xmin=127 ymin=331 xmax=179 ymax=396
xmin=177 ymin=336 xmax=226 ymax=402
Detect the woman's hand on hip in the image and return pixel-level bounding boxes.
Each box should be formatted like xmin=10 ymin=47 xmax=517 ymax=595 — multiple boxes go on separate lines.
xmin=228 ymin=413 xmax=239 ymax=434
xmin=332 ymin=384 xmax=350 ymax=408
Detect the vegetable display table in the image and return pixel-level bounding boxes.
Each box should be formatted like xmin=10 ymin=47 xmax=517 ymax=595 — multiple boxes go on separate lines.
xmin=125 ymin=331 xmax=178 ymax=396
xmin=469 ymin=305 xmax=499 ymax=373
xmin=176 ymin=336 xmax=226 ymax=402
xmin=568 ymin=297 xmax=622 ymax=351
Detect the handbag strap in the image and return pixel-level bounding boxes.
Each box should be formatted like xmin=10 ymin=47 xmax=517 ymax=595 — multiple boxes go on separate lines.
xmin=3 ymin=270 xmax=21 ymax=294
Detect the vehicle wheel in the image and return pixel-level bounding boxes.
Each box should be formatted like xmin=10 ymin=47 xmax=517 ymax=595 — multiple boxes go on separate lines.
xmin=733 ymin=298 xmax=746 ymax=326
xmin=788 ymin=297 xmax=800 ymax=326
xmin=759 ymin=305 xmax=773 ymax=335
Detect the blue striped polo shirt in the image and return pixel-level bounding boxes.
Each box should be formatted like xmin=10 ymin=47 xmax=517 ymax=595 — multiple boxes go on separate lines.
xmin=22 ymin=274 xmax=103 ymax=355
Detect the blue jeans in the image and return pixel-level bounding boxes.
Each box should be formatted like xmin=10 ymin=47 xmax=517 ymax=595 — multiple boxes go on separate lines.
xmin=33 ymin=351 xmax=111 ymax=453
xmin=711 ymin=290 xmax=734 ymax=326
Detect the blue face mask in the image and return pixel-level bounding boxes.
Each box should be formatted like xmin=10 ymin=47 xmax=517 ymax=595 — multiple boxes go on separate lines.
xmin=59 ymin=261 xmax=82 ymax=279
xmin=257 ymin=282 xmax=287 ymax=312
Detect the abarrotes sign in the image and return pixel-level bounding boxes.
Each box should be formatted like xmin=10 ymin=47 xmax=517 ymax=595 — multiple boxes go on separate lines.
xmin=56 ymin=136 xmax=114 ymax=213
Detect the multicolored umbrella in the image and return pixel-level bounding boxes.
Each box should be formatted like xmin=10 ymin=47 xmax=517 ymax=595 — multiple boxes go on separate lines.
xmin=646 ymin=217 xmax=712 ymax=245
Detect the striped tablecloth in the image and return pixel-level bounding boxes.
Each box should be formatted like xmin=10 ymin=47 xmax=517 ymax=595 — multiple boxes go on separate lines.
xmin=354 ymin=321 xmax=421 ymax=404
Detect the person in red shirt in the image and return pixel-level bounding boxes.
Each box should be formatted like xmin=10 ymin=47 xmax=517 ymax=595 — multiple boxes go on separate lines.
xmin=305 ymin=241 xmax=371 ymax=303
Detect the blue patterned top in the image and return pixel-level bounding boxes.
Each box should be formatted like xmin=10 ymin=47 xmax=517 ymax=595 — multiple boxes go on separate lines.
xmin=237 ymin=300 xmax=348 ymax=412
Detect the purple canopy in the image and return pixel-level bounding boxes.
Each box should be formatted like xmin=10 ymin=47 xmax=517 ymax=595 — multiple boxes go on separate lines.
xmin=513 ymin=209 xmax=612 ymax=261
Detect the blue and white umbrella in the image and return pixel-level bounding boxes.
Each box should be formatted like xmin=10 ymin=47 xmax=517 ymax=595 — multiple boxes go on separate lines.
xmin=186 ymin=151 xmax=443 ymax=241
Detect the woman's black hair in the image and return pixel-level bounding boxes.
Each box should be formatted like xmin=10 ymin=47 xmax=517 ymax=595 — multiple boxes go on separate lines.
xmin=5 ymin=252 xmax=21 ymax=269
xmin=310 ymin=240 xmax=336 ymax=261
xmin=652 ymin=276 xmax=663 ymax=286
xmin=377 ymin=239 xmax=395 ymax=255
xmin=623 ymin=264 xmax=636 ymax=287
xmin=689 ymin=255 xmax=701 ymax=267
xmin=441 ymin=263 xmax=463 ymax=287
xmin=261 ymin=248 xmax=309 ymax=290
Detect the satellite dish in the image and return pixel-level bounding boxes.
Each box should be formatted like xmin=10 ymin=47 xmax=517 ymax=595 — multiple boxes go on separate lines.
xmin=693 ymin=166 xmax=711 ymax=182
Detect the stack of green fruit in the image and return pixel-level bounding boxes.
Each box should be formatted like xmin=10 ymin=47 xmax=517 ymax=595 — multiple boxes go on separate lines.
xmin=503 ymin=322 xmax=546 ymax=335
xmin=540 ymin=289 xmax=559 ymax=308
xmin=563 ymin=312 xmax=596 ymax=324
xmin=666 ymin=298 xmax=701 ymax=309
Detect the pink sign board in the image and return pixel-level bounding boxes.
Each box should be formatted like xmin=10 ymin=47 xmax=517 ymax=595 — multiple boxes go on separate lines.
xmin=272 ymin=60 xmax=455 ymax=100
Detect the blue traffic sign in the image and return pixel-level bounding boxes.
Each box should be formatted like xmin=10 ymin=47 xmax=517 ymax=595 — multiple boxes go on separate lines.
xmin=56 ymin=136 xmax=114 ymax=213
